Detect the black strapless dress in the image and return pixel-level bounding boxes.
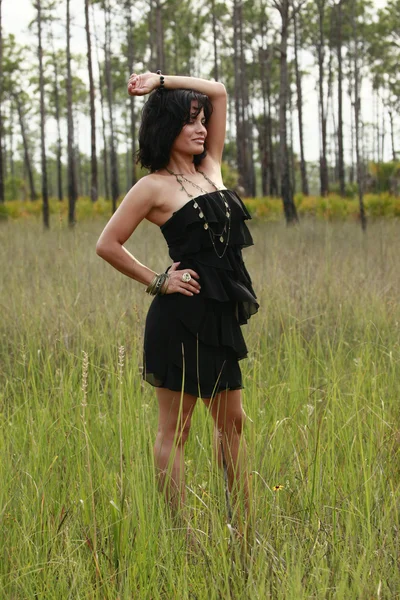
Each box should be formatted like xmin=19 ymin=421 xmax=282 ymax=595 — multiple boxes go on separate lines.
xmin=142 ymin=189 xmax=259 ymax=398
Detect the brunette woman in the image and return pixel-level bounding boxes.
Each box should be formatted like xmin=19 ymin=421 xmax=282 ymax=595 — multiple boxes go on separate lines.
xmin=96 ymin=72 xmax=259 ymax=528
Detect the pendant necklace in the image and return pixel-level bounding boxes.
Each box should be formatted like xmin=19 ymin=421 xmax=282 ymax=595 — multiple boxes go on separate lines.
xmin=166 ymin=167 xmax=231 ymax=259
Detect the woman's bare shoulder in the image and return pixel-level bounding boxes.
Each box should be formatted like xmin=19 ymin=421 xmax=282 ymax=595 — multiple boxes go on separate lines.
xmin=134 ymin=172 xmax=174 ymax=205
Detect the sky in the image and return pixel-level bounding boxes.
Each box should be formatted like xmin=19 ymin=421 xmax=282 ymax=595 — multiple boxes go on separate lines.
xmin=2 ymin=0 xmax=392 ymax=166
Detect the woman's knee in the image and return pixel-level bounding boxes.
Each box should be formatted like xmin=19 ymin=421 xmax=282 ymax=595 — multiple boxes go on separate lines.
xmin=217 ymin=407 xmax=246 ymax=436
xmin=157 ymin=412 xmax=193 ymax=445
xmin=155 ymin=389 xmax=196 ymax=446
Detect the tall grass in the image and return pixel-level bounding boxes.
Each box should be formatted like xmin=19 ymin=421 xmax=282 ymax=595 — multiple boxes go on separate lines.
xmin=0 ymin=218 xmax=399 ymax=599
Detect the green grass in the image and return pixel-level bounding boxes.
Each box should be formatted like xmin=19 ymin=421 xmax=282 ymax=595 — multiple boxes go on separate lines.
xmin=2 ymin=191 xmax=400 ymax=222
xmin=1 ymin=218 xmax=399 ymax=599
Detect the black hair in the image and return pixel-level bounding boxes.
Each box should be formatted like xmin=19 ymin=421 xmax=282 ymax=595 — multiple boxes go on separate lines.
xmin=136 ymin=88 xmax=213 ymax=172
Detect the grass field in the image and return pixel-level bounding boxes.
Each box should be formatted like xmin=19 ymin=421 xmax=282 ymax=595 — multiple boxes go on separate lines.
xmin=1 ymin=217 xmax=399 ymax=599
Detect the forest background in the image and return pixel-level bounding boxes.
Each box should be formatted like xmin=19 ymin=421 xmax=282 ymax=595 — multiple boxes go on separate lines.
xmin=1 ymin=0 xmax=400 ymax=227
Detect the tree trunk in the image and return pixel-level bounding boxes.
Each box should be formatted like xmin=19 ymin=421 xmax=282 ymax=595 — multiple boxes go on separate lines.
xmin=336 ymin=0 xmax=345 ymax=196
xmin=232 ymin=0 xmax=244 ymax=189
xmin=148 ymin=0 xmax=155 ymax=70
xmin=259 ymin=46 xmax=269 ymax=196
xmin=85 ymin=0 xmax=98 ymax=202
xmin=14 ymin=93 xmax=37 ymax=201
xmin=125 ymin=0 xmax=136 ymax=187
xmin=317 ymin=0 xmax=329 ymax=197
xmin=9 ymin=100 xmax=14 ymax=179
xmin=326 ymin=43 xmax=334 ymax=186
xmin=155 ymin=0 xmax=165 ymax=73
xmin=373 ymin=89 xmax=379 ymax=162
xmin=2 ymin=113 xmax=6 ymax=182
xmin=75 ymin=109 xmax=82 ymax=197
xmin=37 ymin=0 xmax=49 ymax=227
xmin=233 ymin=0 xmax=254 ymax=196
xmin=211 ymin=0 xmax=219 ymax=80
xmin=289 ymin=84 xmax=296 ymax=195
xmin=92 ymin=4 xmax=110 ymax=200
xmin=266 ymin=47 xmax=278 ymax=196
xmin=348 ymin=76 xmax=355 ymax=183
xmin=276 ymin=0 xmax=298 ymax=223
xmin=293 ymin=9 xmax=308 ymax=196
xmin=66 ymin=0 xmax=78 ymax=226
xmin=389 ymin=110 xmax=396 ymax=161
xmin=104 ymin=0 xmax=119 ymax=213
xmin=239 ymin=13 xmax=255 ymax=196
xmin=0 ymin=0 xmax=4 ymax=203
xmin=50 ymin=30 xmax=63 ymax=202
xmin=351 ymin=4 xmax=366 ymax=231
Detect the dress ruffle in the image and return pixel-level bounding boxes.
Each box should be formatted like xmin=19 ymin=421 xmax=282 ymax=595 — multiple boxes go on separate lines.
xmin=143 ymin=189 xmax=259 ymax=398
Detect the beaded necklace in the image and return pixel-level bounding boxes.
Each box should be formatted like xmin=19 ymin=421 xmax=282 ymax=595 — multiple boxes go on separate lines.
xmin=166 ymin=168 xmax=231 ymax=259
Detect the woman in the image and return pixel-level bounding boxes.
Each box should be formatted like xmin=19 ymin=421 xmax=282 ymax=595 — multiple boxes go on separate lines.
xmin=96 ymin=72 xmax=259 ymax=527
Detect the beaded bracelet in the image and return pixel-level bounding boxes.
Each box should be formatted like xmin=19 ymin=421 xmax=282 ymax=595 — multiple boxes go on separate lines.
xmin=156 ymin=69 xmax=165 ymax=89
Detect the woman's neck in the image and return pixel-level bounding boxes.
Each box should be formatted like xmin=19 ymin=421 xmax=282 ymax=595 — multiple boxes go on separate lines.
xmin=167 ymin=153 xmax=197 ymax=176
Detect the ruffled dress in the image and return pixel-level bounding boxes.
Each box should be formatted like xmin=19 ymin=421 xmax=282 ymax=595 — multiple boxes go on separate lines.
xmin=142 ymin=189 xmax=259 ymax=398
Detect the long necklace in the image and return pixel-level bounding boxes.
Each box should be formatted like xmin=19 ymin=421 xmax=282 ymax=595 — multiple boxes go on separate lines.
xmin=166 ymin=168 xmax=231 ymax=259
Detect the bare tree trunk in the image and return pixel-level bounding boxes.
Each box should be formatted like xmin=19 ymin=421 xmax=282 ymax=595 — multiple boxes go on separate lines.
xmin=289 ymin=83 xmax=296 ymax=195
xmin=373 ymin=89 xmax=379 ymax=162
xmin=37 ymin=0 xmax=49 ymax=227
xmin=148 ymin=0 xmax=155 ymax=70
xmin=92 ymin=5 xmax=110 ymax=200
xmin=155 ymin=0 xmax=165 ymax=72
xmin=351 ymin=5 xmax=366 ymax=231
xmin=348 ymin=75 xmax=355 ymax=184
xmin=125 ymin=0 xmax=136 ymax=187
xmin=389 ymin=110 xmax=396 ymax=161
xmin=233 ymin=0 xmax=255 ymax=196
xmin=275 ymin=0 xmax=299 ymax=223
xmin=326 ymin=43 xmax=334 ymax=186
xmin=14 ymin=93 xmax=37 ymax=201
xmin=9 ymin=100 xmax=14 ymax=179
xmin=0 ymin=0 xmax=4 ymax=203
xmin=211 ymin=0 xmax=219 ymax=80
xmin=85 ymin=0 xmax=98 ymax=202
xmin=376 ymin=90 xmax=381 ymax=163
xmin=259 ymin=47 xmax=269 ymax=196
xmin=50 ymin=28 xmax=63 ymax=201
xmin=66 ymin=0 xmax=78 ymax=226
xmin=336 ymin=0 xmax=345 ymax=196
xmin=75 ymin=109 xmax=82 ymax=197
xmin=232 ymin=0 xmax=244 ymax=189
xmin=293 ymin=9 xmax=308 ymax=196
xmin=104 ymin=0 xmax=119 ymax=213
xmin=239 ymin=14 xmax=255 ymax=196
xmin=2 ymin=112 xmax=6 ymax=182
xmin=317 ymin=0 xmax=329 ymax=196
xmin=266 ymin=46 xmax=278 ymax=196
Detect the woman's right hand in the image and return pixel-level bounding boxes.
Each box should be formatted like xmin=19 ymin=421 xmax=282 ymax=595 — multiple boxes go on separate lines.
xmin=165 ymin=262 xmax=201 ymax=296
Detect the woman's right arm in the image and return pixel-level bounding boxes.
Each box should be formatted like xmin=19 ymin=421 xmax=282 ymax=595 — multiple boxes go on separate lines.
xmin=95 ymin=178 xmax=201 ymax=295
xmin=96 ymin=177 xmax=160 ymax=286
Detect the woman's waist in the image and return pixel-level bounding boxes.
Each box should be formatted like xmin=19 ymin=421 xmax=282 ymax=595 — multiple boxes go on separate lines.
xmin=168 ymin=247 xmax=243 ymax=271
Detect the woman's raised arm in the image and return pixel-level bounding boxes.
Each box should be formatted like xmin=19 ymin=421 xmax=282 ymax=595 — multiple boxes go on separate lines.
xmin=128 ymin=72 xmax=227 ymax=165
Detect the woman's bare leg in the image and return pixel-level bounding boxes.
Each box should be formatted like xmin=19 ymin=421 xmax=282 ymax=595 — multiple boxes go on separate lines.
xmin=154 ymin=387 xmax=197 ymax=515
xmin=203 ymin=389 xmax=250 ymax=533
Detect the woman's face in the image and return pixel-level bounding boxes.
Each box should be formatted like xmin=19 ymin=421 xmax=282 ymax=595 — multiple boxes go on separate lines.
xmin=171 ymin=101 xmax=207 ymax=156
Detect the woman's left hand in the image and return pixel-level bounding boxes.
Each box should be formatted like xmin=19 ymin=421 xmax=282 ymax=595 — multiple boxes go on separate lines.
xmin=127 ymin=72 xmax=158 ymax=96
